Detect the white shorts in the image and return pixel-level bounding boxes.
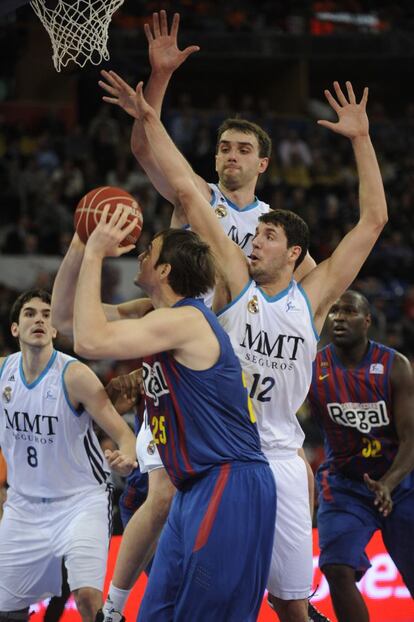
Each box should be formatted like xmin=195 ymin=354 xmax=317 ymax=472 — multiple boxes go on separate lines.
xmin=136 ymin=419 xmax=163 ymax=474
xmin=0 ymin=485 xmax=111 ymax=610
xmin=266 ymin=450 xmax=313 ymax=600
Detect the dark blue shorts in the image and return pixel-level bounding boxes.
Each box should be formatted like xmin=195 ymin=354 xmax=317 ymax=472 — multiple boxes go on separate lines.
xmin=119 ymin=468 xmax=149 ymax=528
xmin=137 ymin=461 xmax=276 ymax=622
xmin=316 ymin=467 xmax=414 ymax=594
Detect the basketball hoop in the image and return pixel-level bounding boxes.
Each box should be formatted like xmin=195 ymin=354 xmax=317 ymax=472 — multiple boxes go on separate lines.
xmin=30 ymin=0 xmax=125 ymax=72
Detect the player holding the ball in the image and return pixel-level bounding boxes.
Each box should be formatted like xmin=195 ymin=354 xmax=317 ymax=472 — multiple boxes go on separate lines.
xmin=74 ymin=186 xmax=143 ymax=247
xmin=66 ymin=203 xmax=277 ymax=622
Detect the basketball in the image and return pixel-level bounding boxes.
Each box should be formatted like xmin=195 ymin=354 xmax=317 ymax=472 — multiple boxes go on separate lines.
xmin=74 ymin=186 xmax=143 ymax=246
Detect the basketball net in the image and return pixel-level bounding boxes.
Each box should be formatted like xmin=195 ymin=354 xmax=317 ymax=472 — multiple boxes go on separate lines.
xmin=30 ymin=0 xmax=125 ymax=72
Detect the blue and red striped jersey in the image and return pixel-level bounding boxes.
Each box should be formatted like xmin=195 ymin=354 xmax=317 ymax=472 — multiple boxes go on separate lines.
xmin=307 ymin=341 xmax=399 ymax=481
xmin=143 ymin=298 xmax=266 ymax=489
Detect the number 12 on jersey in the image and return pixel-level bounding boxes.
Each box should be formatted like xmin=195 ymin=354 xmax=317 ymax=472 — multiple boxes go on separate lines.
xmin=249 ymin=373 xmax=275 ymax=403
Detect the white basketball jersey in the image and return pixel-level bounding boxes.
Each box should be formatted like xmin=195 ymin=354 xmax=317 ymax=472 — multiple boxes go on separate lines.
xmin=208 ymin=183 xmax=270 ymax=255
xmin=201 ymin=183 xmax=270 ymax=308
xmin=0 ymin=350 xmax=109 ymax=497
xmin=217 ymin=280 xmax=318 ymax=452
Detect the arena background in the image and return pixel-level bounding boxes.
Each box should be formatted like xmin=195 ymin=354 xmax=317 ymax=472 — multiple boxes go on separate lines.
xmin=0 ymin=1 xmax=414 ymax=620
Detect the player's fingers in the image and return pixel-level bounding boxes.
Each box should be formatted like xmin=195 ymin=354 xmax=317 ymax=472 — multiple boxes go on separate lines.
xmin=170 ymin=12 xmax=180 ymax=38
xmin=345 ymin=81 xmax=356 ymax=104
xmin=99 ymin=204 xmax=111 ymax=224
xmin=108 ymin=70 xmax=133 ymax=93
xmin=102 ymin=96 xmax=120 ymax=106
xmin=317 ymin=120 xmax=337 ymax=132
xmin=117 ymin=244 xmax=137 ymax=257
xmin=378 ymin=496 xmax=392 ymax=515
xmin=100 ymin=69 xmax=117 ymax=85
xmin=333 ymin=81 xmax=348 ymax=106
xmin=160 ymin=9 xmax=169 ymax=35
xmin=115 ymin=375 xmax=128 ymax=393
xmin=116 ymin=206 xmax=133 ymax=229
xmin=109 ymin=377 xmax=122 ymax=391
xmin=122 ymin=377 xmax=136 ymax=399
xmin=153 ymin=12 xmax=161 ymax=37
xmin=181 ymin=45 xmax=200 ymax=61
xmin=144 ymin=22 xmax=153 ymax=43
xmin=117 ymin=213 xmax=138 ymax=235
xmin=323 ymin=89 xmax=341 ymax=113
xmin=361 ymin=86 xmax=369 ymax=106
xmin=107 ymin=204 xmax=125 ymax=226
xmin=135 ymin=81 xmax=145 ymax=99
xmin=98 ymin=80 xmax=118 ymax=96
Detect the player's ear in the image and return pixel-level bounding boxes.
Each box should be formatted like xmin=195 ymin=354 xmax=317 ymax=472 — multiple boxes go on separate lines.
xmin=258 ymin=157 xmax=269 ymax=174
xmin=10 ymin=322 xmax=19 ymax=338
xmin=366 ymin=313 xmax=372 ymax=329
xmin=159 ymin=262 xmax=172 ymax=280
xmin=289 ymin=245 xmax=302 ymax=264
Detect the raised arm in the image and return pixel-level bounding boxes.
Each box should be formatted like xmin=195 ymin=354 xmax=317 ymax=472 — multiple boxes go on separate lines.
xmin=51 ymin=233 xmax=153 ymax=337
xmin=133 ymin=85 xmax=249 ymax=298
xmin=364 ymin=352 xmax=414 ymax=516
xmin=64 ymin=361 xmax=138 ymax=475
xmin=72 ymin=205 xmax=216 ymax=362
xmin=51 ymin=233 xmax=86 ymax=336
xmin=98 ymin=11 xmax=209 ymax=221
xmin=302 ymin=82 xmax=388 ymax=333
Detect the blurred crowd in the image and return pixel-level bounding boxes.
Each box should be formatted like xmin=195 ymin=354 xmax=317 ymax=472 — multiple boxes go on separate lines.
xmin=113 ymin=1 xmax=414 ymax=35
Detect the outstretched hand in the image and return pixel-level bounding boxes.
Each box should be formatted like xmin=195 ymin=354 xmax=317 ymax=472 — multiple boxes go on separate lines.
xmin=364 ymin=473 xmax=393 ymax=517
xmin=99 ymin=71 xmax=153 ymax=123
xmin=145 ymin=10 xmax=200 ymax=75
xmin=318 ymin=81 xmax=369 ymax=139
xmin=86 ymin=204 xmax=138 ymax=258
xmin=99 ymin=70 xmax=141 ymax=119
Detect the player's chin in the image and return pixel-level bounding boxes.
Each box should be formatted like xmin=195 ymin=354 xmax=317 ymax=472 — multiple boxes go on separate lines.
xmin=331 ymin=332 xmax=350 ymax=346
xmin=29 ymin=335 xmax=50 ymax=346
xmin=248 ymin=264 xmax=263 ymax=281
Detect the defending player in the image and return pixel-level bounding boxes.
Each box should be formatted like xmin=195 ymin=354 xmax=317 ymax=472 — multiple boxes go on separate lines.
xmin=307 ymin=290 xmax=414 ymax=622
xmin=0 ymin=289 xmax=137 ymax=622
xmin=128 ymin=80 xmax=388 ymax=622
xmin=72 ymin=215 xmax=277 ymax=621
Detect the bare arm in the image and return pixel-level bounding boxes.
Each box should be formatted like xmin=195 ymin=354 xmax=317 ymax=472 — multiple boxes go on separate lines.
xmin=293 ymin=251 xmax=317 ymax=283
xmin=73 ymin=205 xmax=218 ymax=366
xmin=51 ymin=233 xmax=85 ymax=336
xmin=51 ymin=233 xmax=153 ymax=336
xmin=301 ymin=82 xmax=388 ymax=333
xmin=364 ymin=353 xmax=414 ymax=516
xmin=133 ymin=86 xmax=249 ymax=298
xmin=98 ymin=11 xmax=209 ymax=221
xmin=64 ymin=362 xmax=137 ymax=475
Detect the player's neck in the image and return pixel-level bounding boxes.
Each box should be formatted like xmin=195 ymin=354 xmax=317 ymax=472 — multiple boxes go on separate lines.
xmin=218 ymin=182 xmax=256 ymax=210
xmin=150 ymin=286 xmax=185 ymax=310
xmin=20 ymin=344 xmax=55 ymax=384
xmin=333 ymin=339 xmax=370 ymax=368
xmin=255 ymin=271 xmax=293 ymax=298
